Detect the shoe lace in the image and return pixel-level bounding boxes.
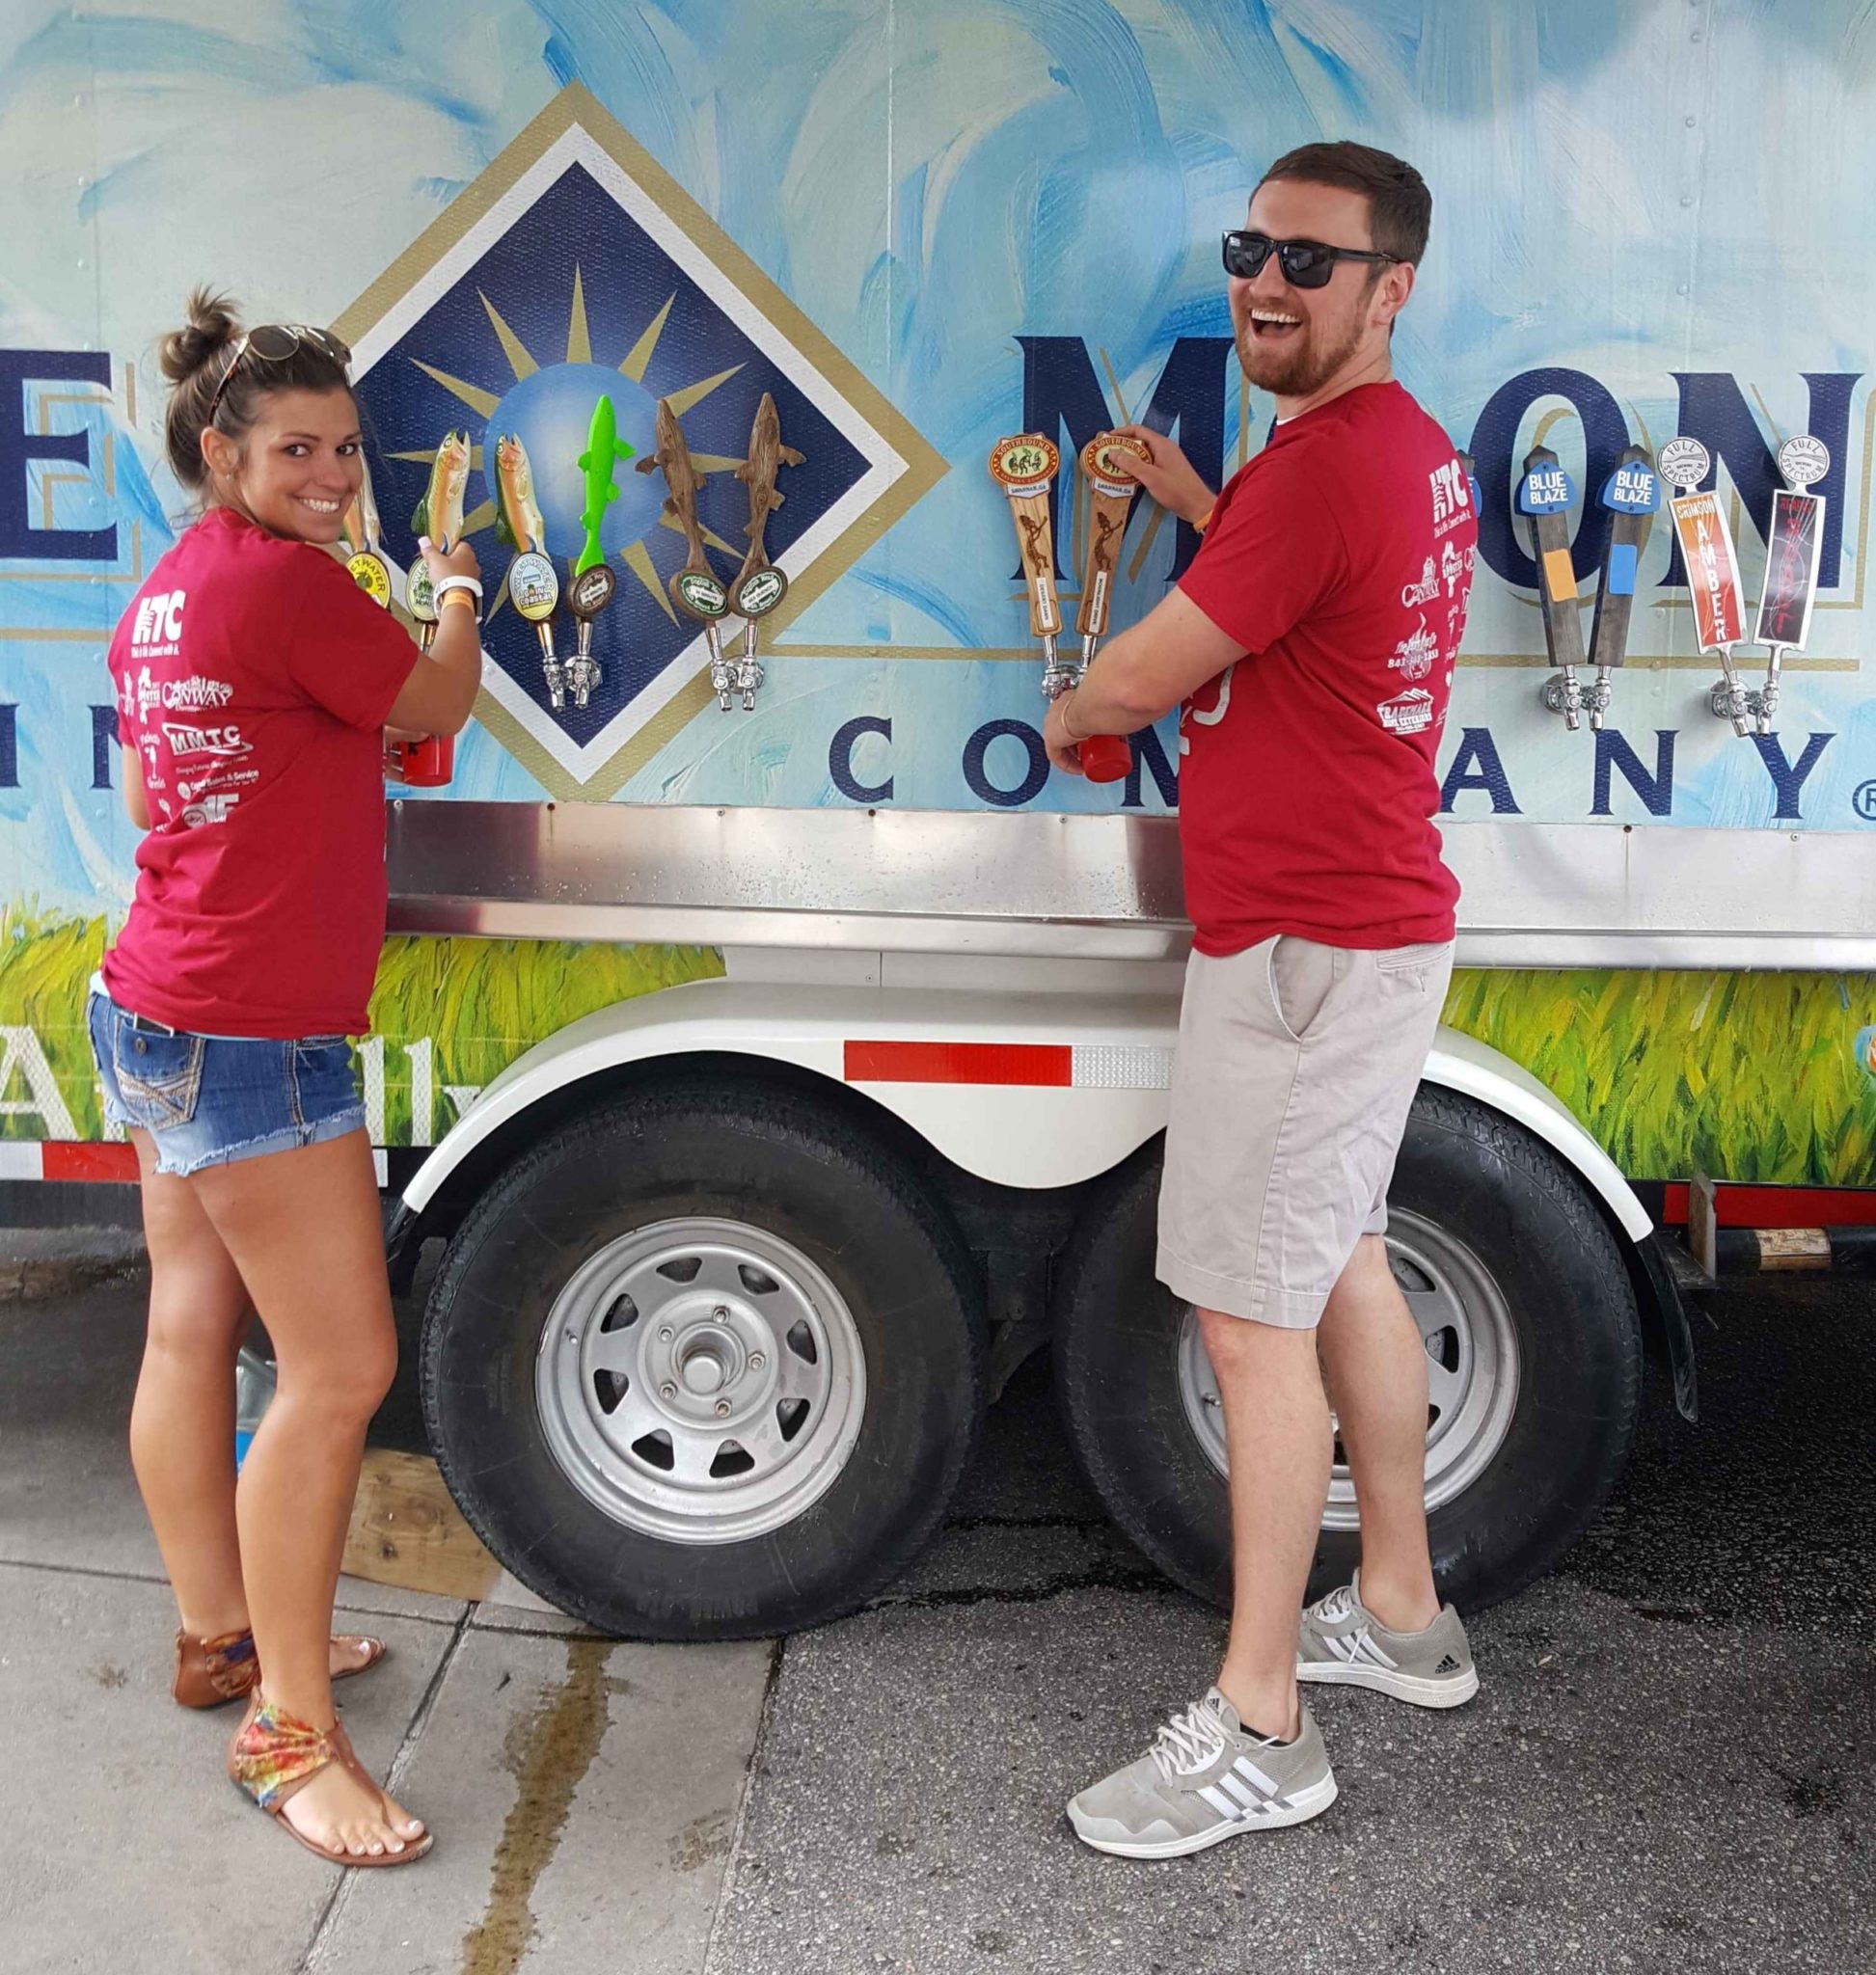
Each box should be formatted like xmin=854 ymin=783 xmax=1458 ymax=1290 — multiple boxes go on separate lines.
xmin=1314 ymin=1583 xmax=1357 ymax=1625
xmin=1149 ymin=1700 xmax=1227 ymax=1781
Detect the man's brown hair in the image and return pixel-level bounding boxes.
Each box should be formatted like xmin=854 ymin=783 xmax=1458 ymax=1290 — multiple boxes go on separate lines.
xmin=1257 ymin=142 xmax=1431 ymax=266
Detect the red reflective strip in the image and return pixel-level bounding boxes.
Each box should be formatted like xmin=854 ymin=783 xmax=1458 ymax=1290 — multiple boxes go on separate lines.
xmin=844 ymin=1041 xmax=1074 ymax=1086
xmin=41 ymin=1142 xmax=140 ymax=1183
xmin=1661 ymin=1181 xmax=1876 ymax=1229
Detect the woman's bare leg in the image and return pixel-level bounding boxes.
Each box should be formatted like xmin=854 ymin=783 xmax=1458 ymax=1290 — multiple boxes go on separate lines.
xmin=191 ymin=1128 xmax=422 ymax=1857
xmin=126 ymin=1129 xmax=251 ymax=1637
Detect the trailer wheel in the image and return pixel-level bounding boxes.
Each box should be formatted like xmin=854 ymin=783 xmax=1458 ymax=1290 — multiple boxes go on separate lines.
xmin=421 ymin=1082 xmax=984 ymax=1639
xmin=1053 ymin=1088 xmax=1644 ymax=1614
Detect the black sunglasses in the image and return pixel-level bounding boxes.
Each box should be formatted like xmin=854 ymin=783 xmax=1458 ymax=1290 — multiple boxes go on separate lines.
xmin=205 ymin=322 xmax=352 ymax=426
xmin=1221 ymin=230 xmax=1401 ymax=290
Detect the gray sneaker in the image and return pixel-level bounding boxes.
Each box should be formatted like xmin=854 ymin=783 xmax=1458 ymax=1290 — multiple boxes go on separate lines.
xmin=1066 ymin=1688 xmax=1337 ymax=1859
xmin=1296 ymin=1571 xmax=1479 ymax=1707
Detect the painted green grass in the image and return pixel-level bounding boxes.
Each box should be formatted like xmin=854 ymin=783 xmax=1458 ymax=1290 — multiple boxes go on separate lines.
xmin=1442 ymin=968 xmax=1876 ymax=1185
xmin=0 ymin=908 xmax=720 ymax=1148
xmin=1 ymin=905 xmax=1869 ymax=1183
xmin=0 ymin=908 xmax=110 ymax=1139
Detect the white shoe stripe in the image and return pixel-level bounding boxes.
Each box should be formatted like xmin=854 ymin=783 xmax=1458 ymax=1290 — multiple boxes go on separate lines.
xmin=1198 ymin=1784 xmax=1241 ymax=1821
xmin=1218 ymin=1773 xmax=1258 ymax=1809
xmin=1233 ymin=1755 xmax=1279 ymax=1797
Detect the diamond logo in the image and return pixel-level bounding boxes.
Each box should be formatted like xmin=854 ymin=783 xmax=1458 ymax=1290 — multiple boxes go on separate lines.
xmin=337 ymin=85 xmax=944 ymax=798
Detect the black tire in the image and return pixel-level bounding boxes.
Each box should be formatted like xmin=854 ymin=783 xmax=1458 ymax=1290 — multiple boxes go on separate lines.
xmin=1053 ymin=1087 xmax=1644 ymax=1613
xmin=421 ymin=1080 xmax=985 ymax=1639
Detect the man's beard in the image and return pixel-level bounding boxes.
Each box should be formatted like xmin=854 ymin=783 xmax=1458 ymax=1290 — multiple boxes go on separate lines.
xmin=1236 ymin=307 xmax=1366 ymax=398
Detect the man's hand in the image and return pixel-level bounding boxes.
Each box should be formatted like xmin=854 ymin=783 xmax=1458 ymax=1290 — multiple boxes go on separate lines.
xmin=1043 ymin=691 xmax=1087 ymax=777
xmin=1114 ymin=424 xmax=1214 ymax=525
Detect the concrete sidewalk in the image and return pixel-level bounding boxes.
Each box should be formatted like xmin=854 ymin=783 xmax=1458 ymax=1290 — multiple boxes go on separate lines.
xmin=3 ymin=1261 xmax=1871 ymax=1974
xmin=0 ymin=1274 xmax=775 ymax=1975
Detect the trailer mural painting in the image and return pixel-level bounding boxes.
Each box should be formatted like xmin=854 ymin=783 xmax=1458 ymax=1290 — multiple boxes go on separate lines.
xmin=1 ymin=2 xmax=1872 ymax=1195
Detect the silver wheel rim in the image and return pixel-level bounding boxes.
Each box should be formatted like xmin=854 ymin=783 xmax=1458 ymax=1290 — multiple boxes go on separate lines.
xmin=535 ymin=1216 xmax=866 ymax=1546
xmin=1176 ymin=1208 xmax=1520 ymax=1529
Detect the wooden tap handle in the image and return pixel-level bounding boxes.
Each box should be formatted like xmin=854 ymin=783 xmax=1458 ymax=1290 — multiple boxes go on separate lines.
xmin=1075 ymin=431 xmax=1149 ymax=639
xmin=990 ymin=434 xmax=1063 ymax=638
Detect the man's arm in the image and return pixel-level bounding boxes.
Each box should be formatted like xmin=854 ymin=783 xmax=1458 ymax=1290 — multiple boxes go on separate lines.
xmin=1044 ymin=586 xmax=1243 ymax=773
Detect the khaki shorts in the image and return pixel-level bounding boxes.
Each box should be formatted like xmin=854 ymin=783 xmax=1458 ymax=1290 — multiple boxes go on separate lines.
xmin=1156 ymin=934 xmax=1455 ymax=1329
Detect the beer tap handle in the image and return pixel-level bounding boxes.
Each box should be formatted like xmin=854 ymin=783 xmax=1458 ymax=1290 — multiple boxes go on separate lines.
xmin=1661 ymin=437 xmax=1752 ymax=735
xmin=1585 ymin=443 xmax=1659 ymax=733
xmin=1750 ymin=434 xmax=1831 ymax=738
xmin=493 ymin=430 xmax=566 ymax=710
xmin=1070 ymin=431 xmax=1152 ymax=784
xmin=724 ymin=392 xmax=802 ymax=714
xmin=1519 ymin=445 xmax=1587 ymax=732
xmin=641 ymin=399 xmax=735 ymax=710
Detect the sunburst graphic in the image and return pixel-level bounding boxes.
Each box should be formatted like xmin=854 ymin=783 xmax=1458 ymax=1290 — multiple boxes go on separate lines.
xmin=392 ymin=272 xmax=754 ymax=634
xmin=340 ymin=90 xmax=946 ymax=800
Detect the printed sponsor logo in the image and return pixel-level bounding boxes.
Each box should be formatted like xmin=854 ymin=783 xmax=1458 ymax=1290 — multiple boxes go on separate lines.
xmin=1377 ymin=687 xmax=1435 ymax=736
xmin=1429 ymin=459 xmax=1471 ymax=533
xmin=1391 ymin=615 xmax=1439 ymax=681
xmin=161 ymin=721 xmax=250 ymax=761
xmin=180 ymin=794 xmax=240 ymax=826
xmin=127 ymin=667 xmax=235 ymax=721
xmin=129 ymin=589 xmax=187 ymax=653
xmin=1179 ymin=663 xmax=1236 ymax=756
xmin=1658 ymin=436 xmax=1711 ymax=490
xmin=1400 ymin=556 xmax=1439 ymax=608
xmin=1441 ymin=538 xmax=1474 ymax=597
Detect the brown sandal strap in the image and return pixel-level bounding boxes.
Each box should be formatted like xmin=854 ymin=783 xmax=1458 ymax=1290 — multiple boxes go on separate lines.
xmin=175 ymin=1629 xmax=388 ymax=1708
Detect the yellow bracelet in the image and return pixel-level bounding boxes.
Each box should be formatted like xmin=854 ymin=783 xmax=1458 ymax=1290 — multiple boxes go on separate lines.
xmin=1192 ymin=504 xmax=1214 ymax=533
xmin=439 ymin=587 xmax=476 ymax=614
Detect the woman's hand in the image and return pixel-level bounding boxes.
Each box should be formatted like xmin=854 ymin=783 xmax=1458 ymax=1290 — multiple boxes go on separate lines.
xmin=1112 ymin=424 xmax=1214 ymax=526
xmin=419 ymin=534 xmax=480 ymax=586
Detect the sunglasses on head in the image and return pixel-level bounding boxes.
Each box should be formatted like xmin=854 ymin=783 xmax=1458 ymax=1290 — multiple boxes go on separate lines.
xmin=205 ymin=322 xmax=352 ymax=426
xmin=1221 ymin=230 xmax=1401 ymax=290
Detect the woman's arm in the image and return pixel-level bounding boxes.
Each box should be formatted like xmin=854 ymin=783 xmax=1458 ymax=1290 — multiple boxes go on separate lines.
xmin=386 ymin=537 xmax=484 ymax=737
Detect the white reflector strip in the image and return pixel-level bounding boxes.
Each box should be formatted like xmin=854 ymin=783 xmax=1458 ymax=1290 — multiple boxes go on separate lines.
xmin=0 ymin=1144 xmax=41 ymax=1177
xmin=1069 ymin=1045 xmax=1174 ymax=1090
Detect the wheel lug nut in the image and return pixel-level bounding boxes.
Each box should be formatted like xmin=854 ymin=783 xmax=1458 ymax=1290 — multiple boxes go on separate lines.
xmin=749 ymin=1353 xmax=765 ymax=1370
xmin=714 ymin=1398 xmax=731 ymax=1417
xmin=659 ymin=1326 xmax=673 ymax=1342
xmin=660 ymin=1382 xmax=677 ymax=1400
xmin=712 ymin=1306 xmax=729 ymax=1321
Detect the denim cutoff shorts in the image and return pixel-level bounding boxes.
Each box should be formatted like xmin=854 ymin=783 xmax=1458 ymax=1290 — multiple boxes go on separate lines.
xmin=87 ymin=991 xmax=367 ymax=1178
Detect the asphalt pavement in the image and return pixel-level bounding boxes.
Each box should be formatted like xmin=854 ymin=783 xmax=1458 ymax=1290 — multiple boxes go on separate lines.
xmin=0 ymin=1256 xmax=1868 ymax=1973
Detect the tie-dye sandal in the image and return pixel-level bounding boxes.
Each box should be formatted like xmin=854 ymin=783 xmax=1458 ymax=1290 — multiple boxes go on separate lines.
xmin=174 ymin=1627 xmax=387 ymax=1708
xmin=227 ymin=1693 xmax=433 ymax=1867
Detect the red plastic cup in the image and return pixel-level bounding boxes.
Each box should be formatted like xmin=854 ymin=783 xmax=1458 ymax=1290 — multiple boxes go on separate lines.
xmin=384 ymin=734 xmax=454 ymax=787
xmin=1078 ymin=731 xmax=1132 ymax=784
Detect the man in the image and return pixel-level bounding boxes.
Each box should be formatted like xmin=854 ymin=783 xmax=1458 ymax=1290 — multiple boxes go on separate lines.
xmin=1045 ymin=141 xmax=1480 ymax=1858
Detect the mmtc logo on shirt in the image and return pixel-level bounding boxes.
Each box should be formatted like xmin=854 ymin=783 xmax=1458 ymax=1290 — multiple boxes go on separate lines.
xmin=336 ymin=84 xmax=945 ymax=801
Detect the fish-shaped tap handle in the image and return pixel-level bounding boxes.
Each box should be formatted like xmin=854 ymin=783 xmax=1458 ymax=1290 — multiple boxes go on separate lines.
xmin=411 ymin=429 xmax=471 ymax=552
xmin=731 ymin=392 xmax=805 ymax=611
xmin=574 ymin=394 xmax=634 ymax=579
xmin=638 ymin=397 xmax=729 ymax=625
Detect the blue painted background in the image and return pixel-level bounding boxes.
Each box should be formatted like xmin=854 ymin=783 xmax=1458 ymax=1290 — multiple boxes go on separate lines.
xmin=1 ymin=0 xmax=1871 ymax=917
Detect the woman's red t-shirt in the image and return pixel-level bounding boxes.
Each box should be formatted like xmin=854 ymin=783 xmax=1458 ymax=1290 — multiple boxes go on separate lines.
xmin=101 ymin=507 xmax=420 ymax=1038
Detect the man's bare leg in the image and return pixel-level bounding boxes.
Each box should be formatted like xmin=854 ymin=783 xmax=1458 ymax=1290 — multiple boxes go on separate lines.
xmin=1201 ymin=1309 xmax=1332 ymax=1742
xmin=1316 ymin=1233 xmax=1439 ymax=1632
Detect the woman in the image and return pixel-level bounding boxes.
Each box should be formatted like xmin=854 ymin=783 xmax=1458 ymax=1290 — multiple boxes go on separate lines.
xmin=91 ymin=289 xmax=481 ymax=1865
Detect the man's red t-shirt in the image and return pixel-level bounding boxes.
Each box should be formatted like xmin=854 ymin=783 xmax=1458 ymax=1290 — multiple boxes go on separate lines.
xmin=102 ymin=507 xmax=420 ymax=1038
xmin=1176 ymin=380 xmax=1474 ymax=956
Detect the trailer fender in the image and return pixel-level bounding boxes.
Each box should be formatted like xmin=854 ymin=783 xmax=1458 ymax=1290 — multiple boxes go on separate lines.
xmin=389 ymin=978 xmax=1689 ymax=1410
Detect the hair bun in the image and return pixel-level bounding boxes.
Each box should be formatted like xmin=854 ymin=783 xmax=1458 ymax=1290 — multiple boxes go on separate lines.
xmin=158 ymin=287 xmax=242 ymax=386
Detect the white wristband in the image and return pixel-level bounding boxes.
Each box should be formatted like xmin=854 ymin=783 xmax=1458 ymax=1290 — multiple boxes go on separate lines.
xmin=433 ymin=575 xmax=483 ymax=601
